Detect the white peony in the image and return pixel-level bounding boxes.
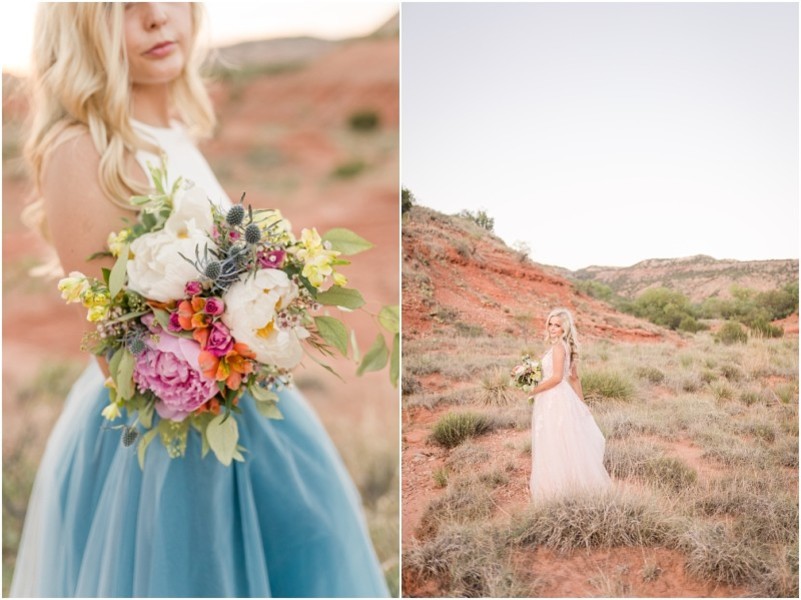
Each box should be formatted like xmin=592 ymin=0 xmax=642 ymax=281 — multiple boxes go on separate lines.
xmin=127 ymin=185 xmax=216 ymax=302
xmin=221 ymin=269 xmax=308 ymax=369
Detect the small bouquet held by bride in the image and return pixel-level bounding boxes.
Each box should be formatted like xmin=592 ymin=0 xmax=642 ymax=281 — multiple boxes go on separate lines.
xmin=510 ymin=354 xmax=543 ymax=403
xmin=58 ymin=164 xmax=398 ymax=467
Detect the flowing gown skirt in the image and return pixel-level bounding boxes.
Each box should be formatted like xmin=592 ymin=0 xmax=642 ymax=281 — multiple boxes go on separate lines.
xmin=10 ymin=361 xmax=389 ymax=597
xmin=530 ymin=381 xmax=612 ymax=501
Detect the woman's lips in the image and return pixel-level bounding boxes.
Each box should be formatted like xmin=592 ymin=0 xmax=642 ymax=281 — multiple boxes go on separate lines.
xmin=144 ymin=41 xmax=175 ymax=58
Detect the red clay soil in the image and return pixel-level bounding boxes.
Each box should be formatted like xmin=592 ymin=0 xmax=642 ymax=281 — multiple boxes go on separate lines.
xmin=402 ymin=206 xmax=682 ymax=345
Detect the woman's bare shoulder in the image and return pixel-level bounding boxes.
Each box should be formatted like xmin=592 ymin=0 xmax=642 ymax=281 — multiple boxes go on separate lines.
xmin=40 ymin=132 xmax=129 ymax=276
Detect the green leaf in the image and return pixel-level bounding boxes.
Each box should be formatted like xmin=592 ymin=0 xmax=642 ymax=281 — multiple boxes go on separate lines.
xmin=201 ymin=427 xmax=210 ymax=458
xmin=321 ymin=228 xmax=373 ymax=255
xmin=255 ymin=401 xmax=284 ymax=420
xmin=152 ymin=308 xmax=172 ymax=331
xmin=378 ymin=305 xmax=400 ymax=334
xmin=139 ymin=403 xmax=154 ymax=429
xmin=109 ymin=244 xmax=129 ymax=298
xmin=350 ymin=329 xmax=361 ymax=363
xmin=206 ymin=413 xmax=239 ymax=466
xmin=249 ymin=384 xmax=278 ymax=404
xmin=116 ymin=349 xmax=136 ymax=400
xmin=314 ymin=316 xmax=349 ymax=356
xmin=390 ymin=332 xmax=399 ymax=387
xmin=357 ymin=334 xmax=389 ymax=376
xmin=137 ymin=428 xmax=159 ymax=470
xmin=316 ymin=287 xmax=365 ymax=310
xmin=109 ymin=346 xmax=124 ymax=380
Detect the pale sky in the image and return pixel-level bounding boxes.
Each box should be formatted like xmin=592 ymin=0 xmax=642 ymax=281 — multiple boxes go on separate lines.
xmin=402 ymin=2 xmax=799 ymax=270
xmin=1 ymin=1 xmax=399 ymax=75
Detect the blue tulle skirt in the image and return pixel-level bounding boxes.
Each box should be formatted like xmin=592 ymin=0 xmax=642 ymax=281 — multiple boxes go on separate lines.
xmin=10 ymin=361 xmax=389 ymax=598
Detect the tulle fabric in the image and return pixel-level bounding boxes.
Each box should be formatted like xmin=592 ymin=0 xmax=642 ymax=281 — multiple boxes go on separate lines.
xmin=530 ymin=342 xmax=612 ymax=501
xmin=10 ymin=360 xmax=388 ymax=597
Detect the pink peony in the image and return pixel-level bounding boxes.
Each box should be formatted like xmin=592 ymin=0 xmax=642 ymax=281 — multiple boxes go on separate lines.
xmin=133 ymin=331 xmax=218 ymax=422
xmin=167 ymin=311 xmax=183 ymax=332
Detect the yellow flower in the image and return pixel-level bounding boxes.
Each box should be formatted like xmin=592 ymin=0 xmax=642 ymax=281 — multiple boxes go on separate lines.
xmin=101 ymin=402 xmax=122 ymax=421
xmin=107 ymin=230 xmax=131 ymax=258
xmin=57 ymin=272 xmax=89 ymax=303
xmin=296 ymin=228 xmax=340 ymax=287
xmin=87 ymin=304 xmax=110 ymax=322
xmin=332 ymin=272 xmax=348 ymax=287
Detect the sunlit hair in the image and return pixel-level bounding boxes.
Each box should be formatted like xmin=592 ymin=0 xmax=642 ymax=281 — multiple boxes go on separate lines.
xmin=22 ymin=2 xmax=215 ymax=262
xmin=544 ymin=307 xmax=580 ymax=364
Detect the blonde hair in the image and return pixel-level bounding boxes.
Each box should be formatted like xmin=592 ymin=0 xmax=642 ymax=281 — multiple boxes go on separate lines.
xmin=23 ymin=2 xmax=216 ymax=246
xmin=545 ymin=307 xmax=580 ymax=364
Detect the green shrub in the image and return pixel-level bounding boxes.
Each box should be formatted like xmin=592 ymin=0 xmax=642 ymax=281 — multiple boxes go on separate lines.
xmin=582 ymin=371 xmax=634 ymax=401
xmin=716 ymin=321 xmax=748 ymax=345
xmin=627 ymin=288 xmax=699 ymax=331
xmin=401 ymin=187 xmax=415 ymax=214
xmin=457 ymin=208 xmax=494 ymax=232
xmin=331 ymin=159 xmax=366 ymax=179
xmin=636 ymin=366 xmax=666 ymax=384
xmin=348 ymin=109 xmax=380 ymax=131
xmin=431 ymin=412 xmax=493 ymax=448
xmin=748 ymin=317 xmax=784 ymax=338
xmin=575 ymin=280 xmax=616 ymax=302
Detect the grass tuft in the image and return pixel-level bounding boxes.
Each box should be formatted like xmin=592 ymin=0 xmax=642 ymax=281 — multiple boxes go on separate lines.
xmin=430 ymin=411 xmax=494 ymax=449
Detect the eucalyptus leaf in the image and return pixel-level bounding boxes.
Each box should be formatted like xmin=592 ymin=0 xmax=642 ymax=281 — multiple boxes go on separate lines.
xmin=321 ymin=228 xmax=373 ymax=255
xmin=139 ymin=403 xmax=154 ymax=429
xmin=316 ymin=287 xmax=365 ymax=310
xmin=255 ymin=401 xmax=284 ymax=420
xmin=357 ymin=334 xmax=389 ymax=376
xmin=350 ymin=329 xmax=361 ymax=363
xmin=378 ymin=305 xmax=400 ymax=334
xmin=116 ymin=349 xmax=136 ymax=401
xmin=137 ymin=428 xmax=159 ymax=470
xmin=109 ymin=346 xmax=124 ymax=381
xmin=390 ymin=332 xmax=399 ymax=387
xmin=314 ymin=316 xmax=349 ymax=356
xmin=206 ymin=413 xmax=239 ymax=466
xmin=249 ymin=384 xmax=278 ymax=404
xmin=109 ymin=244 xmax=129 ymax=298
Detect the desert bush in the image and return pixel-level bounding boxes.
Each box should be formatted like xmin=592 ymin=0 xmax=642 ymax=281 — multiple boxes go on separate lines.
xmin=402 ymin=375 xmax=422 ymax=396
xmin=480 ymin=369 xmax=515 ymax=406
xmin=677 ymin=522 xmax=769 ymax=586
xmin=748 ymin=317 xmax=784 ymax=338
xmin=509 ymin=490 xmax=676 ymax=552
xmin=348 ymin=109 xmax=380 ymax=131
xmin=708 ymin=380 xmax=734 ymax=401
xmin=718 ymin=363 xmax=743 ymax=381
xmin=574 ymin=280 xmax=616 ymax=303
xmin=626 ymin=287 xmax=700 ymax=331
xmin=453 ymin=321 xmax=485 ymax=337
xmin=581 ymin=371 xmax=634 ymax=401
xmin=446 ymin=441 xmax=491 ymax=471
xmin=456 ymin=208 xmax=494 ymax=232
xmin=330 ymin=159 xmax=366 ymax=178
xmin=401 ymin=187 xmax=415 ymax=214
xmin=418 ymin=478 xmax=494 ymax=537
xmin=635 ymin=365 xmax=665 ymax=384
xmin=604 ymin=443 xmax=697 ymax=492
xmin=433 ymin=468 xmax=448 ymax=488
xmin=716 ymin=321 xmax=749 ymax=345
xmin=430 ymin=412 xmax=494 ymax=448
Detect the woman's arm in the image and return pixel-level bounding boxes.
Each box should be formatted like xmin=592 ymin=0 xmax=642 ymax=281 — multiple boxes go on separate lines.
xmin=41 ymin=133 xmax=144 ymax=374
xmin=531 ymin=342 xmax=566 ymax=395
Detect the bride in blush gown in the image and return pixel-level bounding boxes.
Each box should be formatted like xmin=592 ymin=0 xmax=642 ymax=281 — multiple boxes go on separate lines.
xmin=10 ymin=3 xmax=389 ymax=597
xmin=529 ymin=308 xmax=612 ymax=501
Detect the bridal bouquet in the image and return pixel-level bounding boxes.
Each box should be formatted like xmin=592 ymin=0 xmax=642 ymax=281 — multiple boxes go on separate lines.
xmin=58 ymin=164 xmax=397 ymax=467
xmin=510 ymin=354 xmax=543 ymax=401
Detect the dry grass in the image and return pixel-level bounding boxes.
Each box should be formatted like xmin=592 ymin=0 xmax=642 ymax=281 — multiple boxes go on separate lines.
xmin=405 ymin=330 xmax=799 ymax=597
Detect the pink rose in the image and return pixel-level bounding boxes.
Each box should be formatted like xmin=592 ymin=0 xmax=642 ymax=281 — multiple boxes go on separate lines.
xmin=204 ymin=297 xmax=225 ymax=316
xmin=229 ymin=231 xmax=241 ymax=241
xmin=167 ymin=311 xmax=183 ymax=332
xmin=185 ymin=281 xmax=202 ymax=296
xmin=258 ymin=249 xmax=286 ymax=269
xmin=133 ymin=331 xmax=218 ymax=421
xmin=205 ymin=321 xmax=234 ymax=357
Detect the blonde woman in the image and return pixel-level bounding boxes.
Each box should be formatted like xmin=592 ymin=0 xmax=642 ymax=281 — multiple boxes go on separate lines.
xmin=529 ymin=308 xmax=612 ymax=501
xmin=11 ymin=4 xmax=388 ymax=597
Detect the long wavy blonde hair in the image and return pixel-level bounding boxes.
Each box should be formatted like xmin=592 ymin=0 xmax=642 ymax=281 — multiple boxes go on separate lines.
xmin=23 ymin=2 xmax=216 ymax=251
xmin=544 ymin=307 xmax=580 ymax=365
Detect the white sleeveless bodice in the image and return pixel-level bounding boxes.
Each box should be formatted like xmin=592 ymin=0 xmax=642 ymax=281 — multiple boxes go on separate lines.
xmin=131 ymin=119 xmax=230 ymax=209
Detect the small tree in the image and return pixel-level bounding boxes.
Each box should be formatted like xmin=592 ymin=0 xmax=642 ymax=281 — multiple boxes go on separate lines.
xmin=401 ymin=187 xmax=415 ymax=214
xmin=458 ymin=208 xmax=494 ymax=232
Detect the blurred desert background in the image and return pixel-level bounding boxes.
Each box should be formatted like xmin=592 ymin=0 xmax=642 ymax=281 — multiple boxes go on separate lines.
xmin=401 ymin=199 xmax=798 ymax=597
xmin=2 ymin=15 xmax=399 ymax=595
